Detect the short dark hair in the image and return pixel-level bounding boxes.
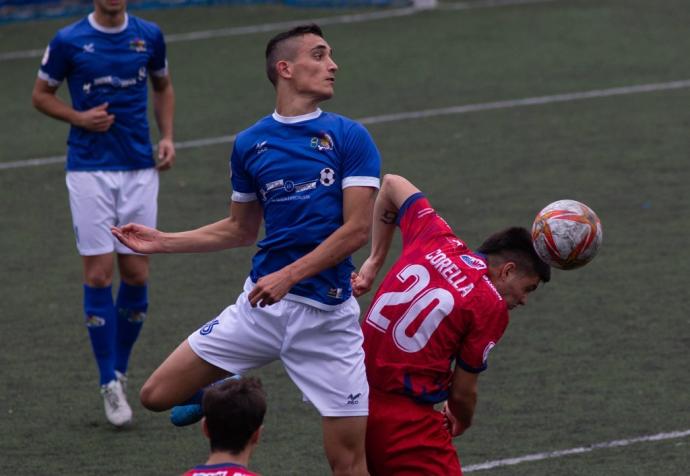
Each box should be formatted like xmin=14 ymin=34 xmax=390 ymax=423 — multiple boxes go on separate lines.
xmin=203 ymin=377 xmax=267 ymax=454
xmin=265 ymin=23 xmax=324 ymax=86
xmin=477 ymin=227 xmax=551 ymax=283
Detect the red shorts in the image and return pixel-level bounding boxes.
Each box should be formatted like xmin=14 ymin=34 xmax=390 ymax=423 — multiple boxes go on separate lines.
xmin=366 ymin=390 xmax=462 ymax=476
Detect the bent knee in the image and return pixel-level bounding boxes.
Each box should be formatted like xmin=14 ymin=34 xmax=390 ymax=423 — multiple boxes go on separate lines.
xmin=139 ymin=381 xmax=171 ymax=412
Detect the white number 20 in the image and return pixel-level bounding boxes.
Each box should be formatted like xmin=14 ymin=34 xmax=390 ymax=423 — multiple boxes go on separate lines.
xmin=365 ymin=264 xmax=454 ymax=353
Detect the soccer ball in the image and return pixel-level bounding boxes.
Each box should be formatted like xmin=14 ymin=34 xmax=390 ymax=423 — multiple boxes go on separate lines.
xmin=531 ymin=199 xmax=602 ymax=270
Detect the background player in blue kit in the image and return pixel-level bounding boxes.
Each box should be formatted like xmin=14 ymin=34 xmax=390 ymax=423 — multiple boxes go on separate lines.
xmin=31 ymin=0 xmax=175 ymax=427
xmin=112 ymin=24 xmax=380 ymax=474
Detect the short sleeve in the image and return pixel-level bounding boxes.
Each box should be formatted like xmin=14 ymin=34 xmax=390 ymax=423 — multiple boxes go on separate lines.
xmin=341 ymin=122 xmax=381 ymax=189
xmin=398 ymin=195 xmax=455 ymax=251
xmin=230 ymin=141 xmax=257 ymax=202
xmin=148 ymin=27 xmax=168 ymax=77
xmin=456 ymin=297 xmax=508 ymax=373
xmin=38 ymin=34 xmax=70 ymax=86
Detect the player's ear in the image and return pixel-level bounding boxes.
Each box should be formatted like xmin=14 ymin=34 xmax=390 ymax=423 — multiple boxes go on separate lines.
xmin=276 ymin=60 xmax=292 ymax=80
xmin=250 ymin=425 xmax=263 ymax=445
xmin=201 ymin=416 xmax=210 ymax=439
xmin=499 ymin=261 xmax=517 ymax=281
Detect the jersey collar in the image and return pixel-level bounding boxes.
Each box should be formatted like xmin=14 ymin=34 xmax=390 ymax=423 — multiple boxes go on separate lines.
xmin=272 ymin=108 xmax=322 ymax=124
xmin=88 ymin=12 xmax=129 ymax=34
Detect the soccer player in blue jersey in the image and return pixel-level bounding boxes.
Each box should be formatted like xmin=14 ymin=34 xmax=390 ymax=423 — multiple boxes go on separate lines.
xmin=113 ymin=24 xmax=379 ymax=474
xmin=31 ymin=0 xmax=175 ymax=427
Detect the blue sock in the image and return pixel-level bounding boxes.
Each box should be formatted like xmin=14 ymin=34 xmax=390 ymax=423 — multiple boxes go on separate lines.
xmin=83 ymin=285 xmax=116 ymax=386
xmin=115 ymin=281 xmax=148 ymax=375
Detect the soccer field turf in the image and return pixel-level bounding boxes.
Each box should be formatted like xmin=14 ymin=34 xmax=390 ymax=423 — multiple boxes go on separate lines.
xmin=1 ymin=1 xmax=689 ymax=474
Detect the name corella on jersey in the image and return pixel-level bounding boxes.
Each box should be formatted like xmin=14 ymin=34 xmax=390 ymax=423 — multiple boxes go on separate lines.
xmin=424 ymin=249 xmax=475 ymax=297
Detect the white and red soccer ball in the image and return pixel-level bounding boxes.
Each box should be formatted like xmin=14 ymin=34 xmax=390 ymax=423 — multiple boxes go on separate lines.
xmin=531 ymin=200 xmax=602 ymax=270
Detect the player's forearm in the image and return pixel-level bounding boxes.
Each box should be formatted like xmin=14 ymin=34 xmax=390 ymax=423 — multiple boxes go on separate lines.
xmin=32 ymin=90 xmax=81 ymax=126
xmin=448 ymin=391 xmax=476 ymax=433
xmin=152 ymin=83 xmax=175 ymax=140
xmin=366 ymin=188 xmax=398 ymax=272
xmin=159 ymin=217 xmax=256 ymax=253
xmin=282 ymin=217 xmax=371 ymax=286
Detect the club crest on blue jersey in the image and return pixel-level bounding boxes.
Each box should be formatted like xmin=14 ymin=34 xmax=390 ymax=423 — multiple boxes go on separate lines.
xmin=129 ymin=38 xmax=147 ymax=52
xmin=461 ymin=254 xmax=487 ymax=270
xmin=311 ymin=133 xmax=334 ymax=151
xmin=199 ymin=319 xmax=220 ymax=336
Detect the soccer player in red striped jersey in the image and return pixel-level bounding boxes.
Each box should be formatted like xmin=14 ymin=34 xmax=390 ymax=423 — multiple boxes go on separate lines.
xmin=352 ymin=174 xmax=551 ymax=475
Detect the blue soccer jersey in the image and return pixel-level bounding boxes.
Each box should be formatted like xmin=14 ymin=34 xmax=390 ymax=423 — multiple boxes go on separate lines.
xmin=231 ymin=109 xmax=381 ymax=309
xmin=38 ymin=13 xmax=168 ymax=171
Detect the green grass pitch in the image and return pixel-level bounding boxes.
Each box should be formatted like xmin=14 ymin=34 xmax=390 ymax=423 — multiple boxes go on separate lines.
xmin=1 ymin=1 xmax=689 ymax=474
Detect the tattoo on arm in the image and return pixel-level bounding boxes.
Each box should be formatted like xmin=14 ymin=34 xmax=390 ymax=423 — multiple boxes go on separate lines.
xmin=380 ymin=209 xmax=398 ymax=225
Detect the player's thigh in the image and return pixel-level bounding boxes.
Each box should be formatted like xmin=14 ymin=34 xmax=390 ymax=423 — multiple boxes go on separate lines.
xmin=66 ymin=171 xmax=118 ymax=256
xmin=367 ymin=395 xmax=461 ymax=476
xmin=187 ymin=279 xmax=285 ymax=376
xmin=281 ymin=298 xmax=368 ymax=417
xmin=115 ymin=168 xmax=159 ymax=255
xmin=117 ymin=253 xmax=149 ymax=285
xmin=141 ymin=340 xmax=228 ymax=411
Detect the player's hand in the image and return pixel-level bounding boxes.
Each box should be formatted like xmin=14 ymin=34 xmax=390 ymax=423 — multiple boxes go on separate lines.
xmin=351 ymin=257 xmax=379 ymax=297
xmin=76 ymin=102 xmax=114 ymax=132
xmin=111 ymin=223 xmax=165 ymax=254
xmin=442 ymin=402 xmax=465 ymax=437
xmin=156 ymin=138 xmax=176 ymax=171
xmin=248 ymin=269 xmax=296 ymax=308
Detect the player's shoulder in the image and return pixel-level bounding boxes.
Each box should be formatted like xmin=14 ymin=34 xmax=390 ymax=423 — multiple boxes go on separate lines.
xmin=128 ymin=14 xmax=164 ymax=37
xmin=53 ymin=16 xmax=90 ymax=41
xmin=470 ymin=273 xmax=508 ymax=315
xmin=233 ymin=115 xmax=273 ymax=150
xmin=319 ymin=111 xmax=370 ymax=134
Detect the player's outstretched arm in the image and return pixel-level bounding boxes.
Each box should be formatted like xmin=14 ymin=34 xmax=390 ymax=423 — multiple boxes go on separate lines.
xmin=248 ymin=185 xmax=376 ymax=308
xmin=444 ymin=367 xmax=479 ymax=437
xmin=351 ymin=174 xmax=421 ymax=297
xmin=112 ymin=200 xmax=262 ymax=254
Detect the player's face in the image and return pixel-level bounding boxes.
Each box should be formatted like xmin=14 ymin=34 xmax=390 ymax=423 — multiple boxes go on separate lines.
xmin=289 ymin=34 xmax=338 ymax=100
xmin=495 ymin=266 xmax=541 ymax=310
xmin=93 ymin=0 xmax=127 ymax=15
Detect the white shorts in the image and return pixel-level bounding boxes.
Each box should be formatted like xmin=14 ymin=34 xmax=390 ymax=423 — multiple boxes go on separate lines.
xmin=66 ymin=169 xmax=159 ymax=256
xmin=188 ymin=278 xmax=369 ymax=417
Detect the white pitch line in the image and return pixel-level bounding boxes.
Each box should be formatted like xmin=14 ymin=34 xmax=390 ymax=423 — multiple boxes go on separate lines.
xmin=5 ymin=78 xmax=688 ymax=172
xmin=0 ymin=0 xmax=556 ymax=62
xmin=463 ymin=429 xmax=690 ymax=472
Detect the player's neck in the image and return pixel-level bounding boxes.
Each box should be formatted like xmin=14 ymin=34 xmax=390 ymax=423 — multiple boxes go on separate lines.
xmin=275 ymin=94 xmax=322 ymax=118
xmin=93 ymin=8 xmax=126 ymax=29
xmin=205 ymin=450 xmax=251 ymax=468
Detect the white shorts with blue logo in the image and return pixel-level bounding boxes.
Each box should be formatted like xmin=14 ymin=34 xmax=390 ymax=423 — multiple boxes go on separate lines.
xmin=66 ymin=169 xmax=159 ymax=256
xmin=188 ymin=278 xmax=369 ymax=417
